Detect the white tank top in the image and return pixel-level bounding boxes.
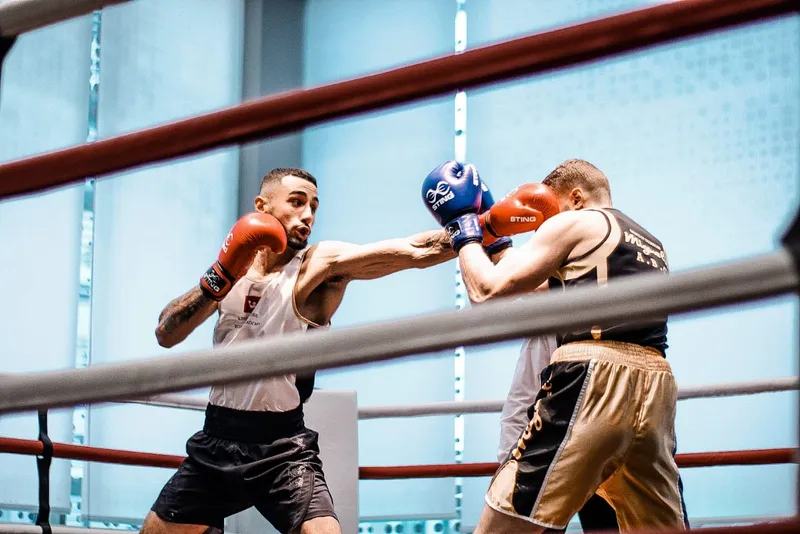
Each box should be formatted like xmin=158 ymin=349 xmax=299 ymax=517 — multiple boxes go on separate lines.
xmin=209 ymin=248 xmax=324 ymax=412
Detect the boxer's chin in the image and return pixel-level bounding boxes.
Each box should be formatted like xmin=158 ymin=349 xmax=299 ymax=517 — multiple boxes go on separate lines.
xmin=288 ymin=237 xmax=308 ymax=250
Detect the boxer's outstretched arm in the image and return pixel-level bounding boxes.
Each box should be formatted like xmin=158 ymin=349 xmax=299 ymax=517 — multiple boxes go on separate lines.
xmin=458 ymin=212 xmax=583 ymax=303
xmin=316 ymin=229 xmax=455 ymax=281
xmin=155 ymin=287 xmax=217 ymax=348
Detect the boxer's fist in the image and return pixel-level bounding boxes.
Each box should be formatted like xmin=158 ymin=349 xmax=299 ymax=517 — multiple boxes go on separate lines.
xmin=422 ymin=161 xmax=483 ymax=252
xmin=478 ymin=179 xmax=513 ymax=255
xmin=482 ymin=183 xmax=560 ymax=238
xmin=422 ymin=160 xmax=482 ymax=224
xmin=200 ymin=213 xmax=288 ymax=301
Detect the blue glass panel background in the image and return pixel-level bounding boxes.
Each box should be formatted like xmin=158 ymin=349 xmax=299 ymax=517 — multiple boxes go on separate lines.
xmin=462 ymin=4 xmax=799 ymax=528
xmin=303 ymin=0 xmax=461 ymax=520
xmin=85 ymin=0 xmax=245 ymax=522
xmin=0 ymin=15 xmax=91 ymax=513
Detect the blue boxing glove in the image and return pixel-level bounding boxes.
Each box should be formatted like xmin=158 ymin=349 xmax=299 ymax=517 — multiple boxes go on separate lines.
xmin=478 ymin=179 xmax=513 ymax=257
xmin=421 ymin=160 xmax=483 ymax=253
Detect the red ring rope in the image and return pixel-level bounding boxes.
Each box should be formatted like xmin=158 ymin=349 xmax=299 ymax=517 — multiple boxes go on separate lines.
xmin=0 ymin=437 xmax=794 ymax=478
xmin=0 ymin=439 xmax=796 ymax=534
xmin=0 ymin=436 xmax=184 ymax=469
xmin=0 ymin=0 xmax=795 ymax=201
xmin=1 ymin=440 xmax=796 ymax=534
xmin=360 ymin=448 xmax=797 ymax=479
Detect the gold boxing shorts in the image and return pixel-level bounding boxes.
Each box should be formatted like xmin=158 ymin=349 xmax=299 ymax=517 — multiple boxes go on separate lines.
xmin=485 ymin=340 xmax=686 ymax=532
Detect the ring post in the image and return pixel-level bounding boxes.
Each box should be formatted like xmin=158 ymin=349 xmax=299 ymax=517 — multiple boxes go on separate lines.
xmin=35 ymin=410 xmax=53 ymax=534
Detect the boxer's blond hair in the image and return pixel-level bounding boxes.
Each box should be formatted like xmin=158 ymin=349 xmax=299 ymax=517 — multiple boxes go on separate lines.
xmin=542 ymin=159 xmax=611 ymax=204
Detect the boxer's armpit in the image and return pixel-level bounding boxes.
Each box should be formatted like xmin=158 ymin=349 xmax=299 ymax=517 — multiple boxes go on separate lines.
xmin=155 ymin=286 xmax=217 ymax=348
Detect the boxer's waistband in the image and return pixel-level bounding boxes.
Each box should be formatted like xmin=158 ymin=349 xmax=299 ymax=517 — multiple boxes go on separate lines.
xmin=203 ymin=402 xmax=305 ymax=442
xmin=552 ymin=340 xmax=671 ymax=373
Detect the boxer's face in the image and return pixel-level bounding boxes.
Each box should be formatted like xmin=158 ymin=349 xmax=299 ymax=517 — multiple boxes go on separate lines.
xmin=256 ymin=175 xmax=318 ymax=250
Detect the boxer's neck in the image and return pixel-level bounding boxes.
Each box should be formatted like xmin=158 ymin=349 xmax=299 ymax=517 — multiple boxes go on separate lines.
xmin=251 ymin=248 xmax=299 ymax=275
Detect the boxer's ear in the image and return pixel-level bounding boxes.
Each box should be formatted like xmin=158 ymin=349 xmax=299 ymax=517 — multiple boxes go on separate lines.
xmin=569 ymin=188 xmax=585 ymax=211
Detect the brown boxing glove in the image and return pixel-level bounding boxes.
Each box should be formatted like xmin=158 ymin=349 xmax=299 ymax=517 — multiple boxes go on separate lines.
xmin=480 ymin=183 xmax=560 ymax=242
xmin=200 ymin=212 xmax=288 ymax=301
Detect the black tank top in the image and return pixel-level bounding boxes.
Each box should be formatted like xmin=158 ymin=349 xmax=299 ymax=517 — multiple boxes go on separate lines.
xmin=547 ymin=208 xmax=669 ymax=355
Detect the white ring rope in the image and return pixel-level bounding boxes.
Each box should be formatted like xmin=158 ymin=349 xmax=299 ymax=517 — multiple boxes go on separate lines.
xmin=124 ymin=376 xmax=799 ymax=418
xmin=357 ymin=376 xmax=800 ymax=419
xmin=676 ymin=376 xmax=799 ymax=400
xmin=0 ymin=0 xmax=133 ymax=37
xmin=122 ymin=392 xmax=208 ymax=411
xmin=0 ymin=249 xmax=796 ymax=415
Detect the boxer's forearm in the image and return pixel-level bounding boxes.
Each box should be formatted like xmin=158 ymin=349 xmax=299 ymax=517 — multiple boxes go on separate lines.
xmin=317 ymin=229 xmax=454 ymax=282
xmin=457 ymin=243 xmax=502 ymax=303
xmin=410 ymin=229 xmax=455 ymax=266
xmin=155 ymin=286 xmax=217 ymax=348
xmin=489 ymin=244 xmax=513 ymax=265
xmin=458 ymin=214 xmax=581 ymax=303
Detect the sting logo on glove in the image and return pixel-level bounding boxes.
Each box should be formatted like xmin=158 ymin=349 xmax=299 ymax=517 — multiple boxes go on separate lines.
xmin=202 ymin=268 xmax=228 ymax=294
xmin=221 ymin=231 xmax=234 ymax=254
xmin=421 ymin=161 xmax=484 ymax=253
xmin=199 ymin=212 xmax=287 ymax=301
xmin=425 ymin=181 xmax=455 ymax=211
xmin=446 ymin=221 xmax=462 ymax=240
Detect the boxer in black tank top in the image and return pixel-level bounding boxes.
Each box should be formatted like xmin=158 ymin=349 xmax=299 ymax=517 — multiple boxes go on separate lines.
xmin=548 ymin=207 xmax=669 ymax=353
xmin=449 ymin=159 xmax=688 ymax=534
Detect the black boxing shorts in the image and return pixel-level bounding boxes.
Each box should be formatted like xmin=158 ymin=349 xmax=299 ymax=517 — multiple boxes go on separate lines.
xmin=151 ymin=403 xmax=337 ymax=534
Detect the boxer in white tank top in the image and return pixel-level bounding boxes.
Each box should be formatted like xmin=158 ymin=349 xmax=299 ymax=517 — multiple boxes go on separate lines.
xmin=141 ymin=167 xmax=467 ymax=534
xmin=210 ymin=246 xmax=319 ymax=412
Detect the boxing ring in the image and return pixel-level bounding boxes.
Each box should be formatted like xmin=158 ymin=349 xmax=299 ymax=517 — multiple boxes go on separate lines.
xmin=0 ymin=377 xmax=798 ymax=533
xmin=0 ymin=0 xmax=799 ymax=533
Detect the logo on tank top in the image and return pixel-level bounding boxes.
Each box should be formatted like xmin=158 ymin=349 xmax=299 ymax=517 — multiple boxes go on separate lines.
xmin=244 ymin=295 xmax=261 ymax=313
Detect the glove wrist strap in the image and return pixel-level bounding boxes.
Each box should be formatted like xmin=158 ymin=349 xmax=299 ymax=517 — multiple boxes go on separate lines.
xmin=200 ymin=261 xmax=236 ymax=301
xmin=486 ymin=236 xmax=512 ymax=257
xmin=483 ymin=214 xmax=500 ymax=238
xmin=446 ymin=213 xmax=483 ymax=254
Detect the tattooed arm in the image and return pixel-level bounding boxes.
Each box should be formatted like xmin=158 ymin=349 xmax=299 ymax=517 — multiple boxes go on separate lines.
xmin=154 ymin=286 xmax=218 ymax=348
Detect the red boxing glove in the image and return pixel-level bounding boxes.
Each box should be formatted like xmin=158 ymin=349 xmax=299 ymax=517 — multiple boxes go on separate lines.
xmin=480 ymin=183 xmax=560 ymax=243
xmin=200 ymin=213 xmax=288 ymax=301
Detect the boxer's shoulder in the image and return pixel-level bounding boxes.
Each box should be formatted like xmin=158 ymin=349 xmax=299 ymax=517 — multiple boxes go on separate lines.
xmin=295 ymin=241 xmax=349 ymax=294
xmin=297 ymin=241 xmax=348 ymax=283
